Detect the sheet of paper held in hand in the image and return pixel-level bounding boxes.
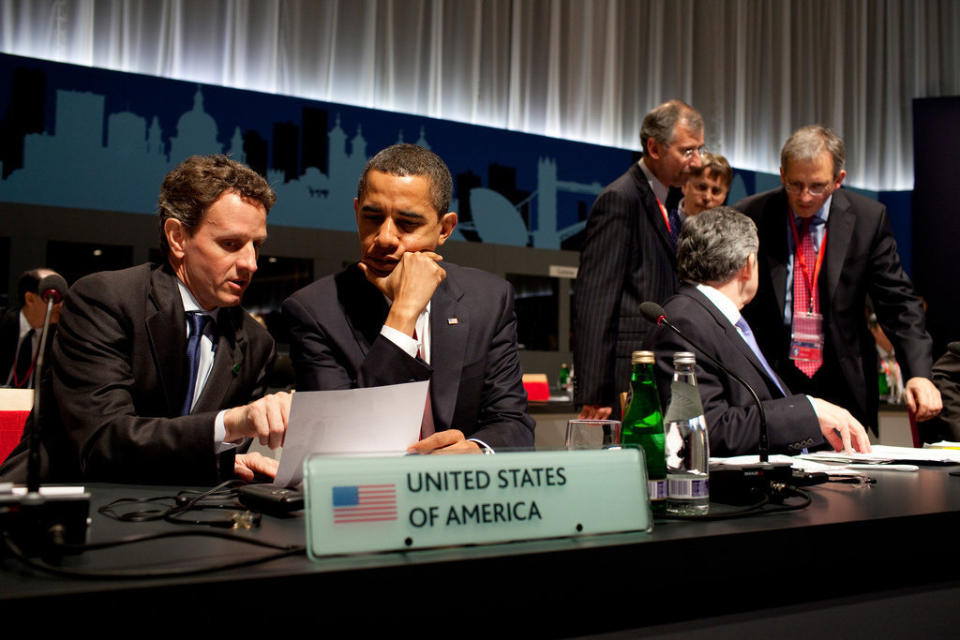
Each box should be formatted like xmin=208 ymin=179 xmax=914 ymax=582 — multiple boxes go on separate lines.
xmin=274 ymin=381 xmax=429 ymax=488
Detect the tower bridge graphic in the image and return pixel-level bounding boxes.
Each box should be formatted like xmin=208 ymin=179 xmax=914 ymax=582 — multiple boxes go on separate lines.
xmin=0 ymin=80 xmax=606 ymax=249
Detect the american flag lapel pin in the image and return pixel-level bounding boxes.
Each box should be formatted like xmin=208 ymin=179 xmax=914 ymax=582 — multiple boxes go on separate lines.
xmin=447 ymin=317 xmax=459 ymax=325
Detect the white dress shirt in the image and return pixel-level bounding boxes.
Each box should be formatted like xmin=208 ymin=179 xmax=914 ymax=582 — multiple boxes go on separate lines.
xmin=379 ymin=300 xmax=492 ymax=452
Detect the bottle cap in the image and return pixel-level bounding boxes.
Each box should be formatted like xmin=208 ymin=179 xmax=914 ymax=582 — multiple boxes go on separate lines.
xmin=673 ymin=351 xmax=696 ymax=366
xmin=631 ymin=350 xmax=655 ymax=364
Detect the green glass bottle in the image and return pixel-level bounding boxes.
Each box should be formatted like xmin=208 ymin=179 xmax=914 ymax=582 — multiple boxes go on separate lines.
xmin=621 ymin=350 xmax=667 ymax=514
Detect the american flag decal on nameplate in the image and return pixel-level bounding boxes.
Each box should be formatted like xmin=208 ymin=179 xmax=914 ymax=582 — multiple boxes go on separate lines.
xmin=331 ymin=484 xmax=397 ymax=523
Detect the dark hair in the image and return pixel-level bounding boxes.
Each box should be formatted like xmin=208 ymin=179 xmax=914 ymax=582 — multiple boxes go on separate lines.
xmin=678 ymin=206 xmax=758 ymax=284
xmin=781 ymin=125 xmax=846 ymax=178
xmin=690 ymin=151 xmax=734 ymax=187
xmin=357 ymin=144 xmax=453 ymax=216
xmin=640 ymin=100 xmax=704 ymax=153
xmin=157 ymin=155 xmax=276 ymax=257
xmin=16 ymin=269 xmax=44 ymax=307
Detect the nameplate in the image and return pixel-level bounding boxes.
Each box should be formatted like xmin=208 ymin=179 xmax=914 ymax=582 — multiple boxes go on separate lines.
xmin=303 ymin=449 xmax=651 ymax=558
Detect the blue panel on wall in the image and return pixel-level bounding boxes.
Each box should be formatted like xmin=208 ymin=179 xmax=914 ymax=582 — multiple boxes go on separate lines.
xmin=0 ymin=53 xmax=630 ymax=250
xmin=0 ymin=53 xmax=915 ymax=256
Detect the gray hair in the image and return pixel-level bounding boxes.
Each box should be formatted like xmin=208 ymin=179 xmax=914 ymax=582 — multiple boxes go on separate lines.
xmin=780 ymin=125 xmax=846 ymax=178
xmin=358 ymin=143 xmax=453 ymax=217
xmin=640 ymin=100 xmax=704 ymax=153
xmin=678 ymin=206 xmax=759 ymax=285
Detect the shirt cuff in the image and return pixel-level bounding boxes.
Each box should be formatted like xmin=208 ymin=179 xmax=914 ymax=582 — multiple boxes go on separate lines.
xmin=214 ymin=409 xmax=241 ymax=453
xmin=469 ymin=438 xmax=494 ymax=454
xmin=380 ymin=324 xmax=420 ymax=359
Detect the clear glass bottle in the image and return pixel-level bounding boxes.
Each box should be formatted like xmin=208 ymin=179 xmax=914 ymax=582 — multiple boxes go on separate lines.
xmin=621 ymin=350 xmax=667 ymax=514
xmin=663 ymin=352 xmax=710 ymax=515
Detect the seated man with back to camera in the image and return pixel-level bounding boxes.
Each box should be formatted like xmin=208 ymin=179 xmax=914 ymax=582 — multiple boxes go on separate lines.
xmin=643 ymin=206 xmax=871 ymax=456
xmin=0 ymin=154 xmax=291 ymax=484
xmin=282 ymin=143 xmax=534 ymax=453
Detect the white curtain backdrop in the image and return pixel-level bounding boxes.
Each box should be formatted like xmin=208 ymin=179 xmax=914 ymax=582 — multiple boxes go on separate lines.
xmin=2 ymin=0 xmax=958 ymax=190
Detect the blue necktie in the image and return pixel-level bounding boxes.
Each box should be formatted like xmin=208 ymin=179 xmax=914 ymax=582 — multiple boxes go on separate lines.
xmin=735 ymin=316 xmax=785 ymax=396
xmin=668 ymin=208 xmax=683 ymax=250
xmin=181 ymin=312 xmax=210 ymax=416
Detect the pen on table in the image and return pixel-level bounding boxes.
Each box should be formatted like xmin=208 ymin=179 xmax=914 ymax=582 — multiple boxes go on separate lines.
xmin=845 ymin=463 xmax=919 ymax=472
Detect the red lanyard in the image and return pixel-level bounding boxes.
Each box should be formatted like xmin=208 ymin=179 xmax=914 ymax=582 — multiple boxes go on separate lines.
xmin=787 ymin=211 xmax=827 ymax=313
xmin=655 ymin=194 xmax=671 ymax=232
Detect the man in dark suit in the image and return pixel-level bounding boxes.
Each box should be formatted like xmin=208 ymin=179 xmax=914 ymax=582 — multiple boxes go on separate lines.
xmin=283 ymin=144 xmax=534 ymax=452
xmin=1 ymin=268 xmax=64 ymax=389
xmin=575 ymin=99 xmax=704 ymax=420
xmin=0 ymin=155 xmax=290 ymax=484
xmin=735 ymin=125 xmax=941 ymax=433
xmin=921 ymin=343 xmax=960 ymax=442
xmin=645 ymin=207 xmax=870 ymax=456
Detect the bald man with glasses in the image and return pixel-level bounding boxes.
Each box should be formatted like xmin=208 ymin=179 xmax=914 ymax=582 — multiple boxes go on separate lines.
xmin=734 ymin=125 xmax=940 ymax=437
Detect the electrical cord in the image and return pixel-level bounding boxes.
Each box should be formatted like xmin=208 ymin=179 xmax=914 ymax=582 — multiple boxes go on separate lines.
xmin=659 ymin=485 xmax=812 ymax=521
xmin=2 ymin=529 xmax=305 ymax=579
xmin=99 ymin=480 xmax=253 ymax=527
xmin=3 ymin=480 xmax=306 ymax=579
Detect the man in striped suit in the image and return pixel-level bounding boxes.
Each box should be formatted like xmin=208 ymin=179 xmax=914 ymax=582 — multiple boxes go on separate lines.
xmin=574 ymin=100 xmax=704 ymax=419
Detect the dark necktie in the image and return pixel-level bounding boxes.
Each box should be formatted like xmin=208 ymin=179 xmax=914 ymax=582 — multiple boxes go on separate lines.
xmin=668 ymin=208 xmax=683 ymax=250
xmin=13 ymin=329 xmax=36 ymax=388
xmin=413 ymin=327 xmax=435 ymax=438
xmin=181 ymin=312 xmax=209 ymax=416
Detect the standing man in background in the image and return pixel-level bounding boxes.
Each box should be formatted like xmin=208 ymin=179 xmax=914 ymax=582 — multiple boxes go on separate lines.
xmin=735 ymin=125 xmax=940 ymax=433
xmin=678 ymin=151 xmax=733 ymax=219
xmin=1 ymin=268 xmax=64 ymax=389
xmin=574 ymin=100 xmax=704 ymax=419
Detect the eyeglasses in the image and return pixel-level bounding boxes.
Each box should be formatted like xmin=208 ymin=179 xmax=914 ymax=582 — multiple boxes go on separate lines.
xmin=784 ymin=182 xmax=833 ymax=197
xmin=680 ymin=146 xmax=706 ymax=159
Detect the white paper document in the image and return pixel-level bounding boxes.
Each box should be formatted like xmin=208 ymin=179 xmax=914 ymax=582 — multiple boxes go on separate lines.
xmin=802 ymin=444 xmax=960 ymax=465
xmin=274 ymin=381 xmax=429 ymax=487
xmin=710 ymin=453 xmax=862 ymax=476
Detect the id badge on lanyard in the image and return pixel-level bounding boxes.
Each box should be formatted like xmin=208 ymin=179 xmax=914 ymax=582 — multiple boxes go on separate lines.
xmin=788 ymin=214 xmax=826 ymax=366
xmin=790 ymin=310 xmax=824 ymax=363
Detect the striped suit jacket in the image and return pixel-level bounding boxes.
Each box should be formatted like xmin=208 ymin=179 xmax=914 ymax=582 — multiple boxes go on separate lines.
xmin=574 ymin=163 xmax=678 ymax=412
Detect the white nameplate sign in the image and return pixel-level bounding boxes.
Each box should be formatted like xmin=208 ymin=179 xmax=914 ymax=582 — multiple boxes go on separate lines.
xmin=304 ymin=449 xmax=652 ymax=558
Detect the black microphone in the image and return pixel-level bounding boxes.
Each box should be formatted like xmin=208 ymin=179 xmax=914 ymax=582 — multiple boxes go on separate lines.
xmin=4 ymin=273 xmax=90 ymax=555
xmin=38 ymin=273 xmax=68 ymax=304
xmin=641 ymin=301 xmax=771 ymax=463
xmin=27 ymin=274 xmax=68 ymax=493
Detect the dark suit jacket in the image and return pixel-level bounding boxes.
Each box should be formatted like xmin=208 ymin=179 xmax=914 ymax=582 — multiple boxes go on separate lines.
xmin=644 ymin=286 xmax=822 ymax=456
xmin=281 ymin=262 xmax=535 ymax=450
xmin=1 ymin=307 xmax=21 ymax=384
xmin=0 ymin=263 xmax=275 ymax=484
xmin=924 ymin=342 xmax=960 ymax=442
xmin=735 ymin=188 xmax=933 ymax=431
xmin=0 ymin=308 xmax=56 ymax=389
xmin=574 ymin=163 xmax=679 ymax=411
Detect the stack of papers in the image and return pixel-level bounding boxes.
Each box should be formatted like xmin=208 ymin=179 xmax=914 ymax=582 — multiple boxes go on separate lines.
xmin=712 ymin=454 xmax=866 ymax=476
xmin=712 ymin=443 xmax=960 ymax=476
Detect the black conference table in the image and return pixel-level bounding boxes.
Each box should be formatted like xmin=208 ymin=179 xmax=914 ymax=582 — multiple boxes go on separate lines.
xmin=4 ymin=465 xmax=960 ymax=637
